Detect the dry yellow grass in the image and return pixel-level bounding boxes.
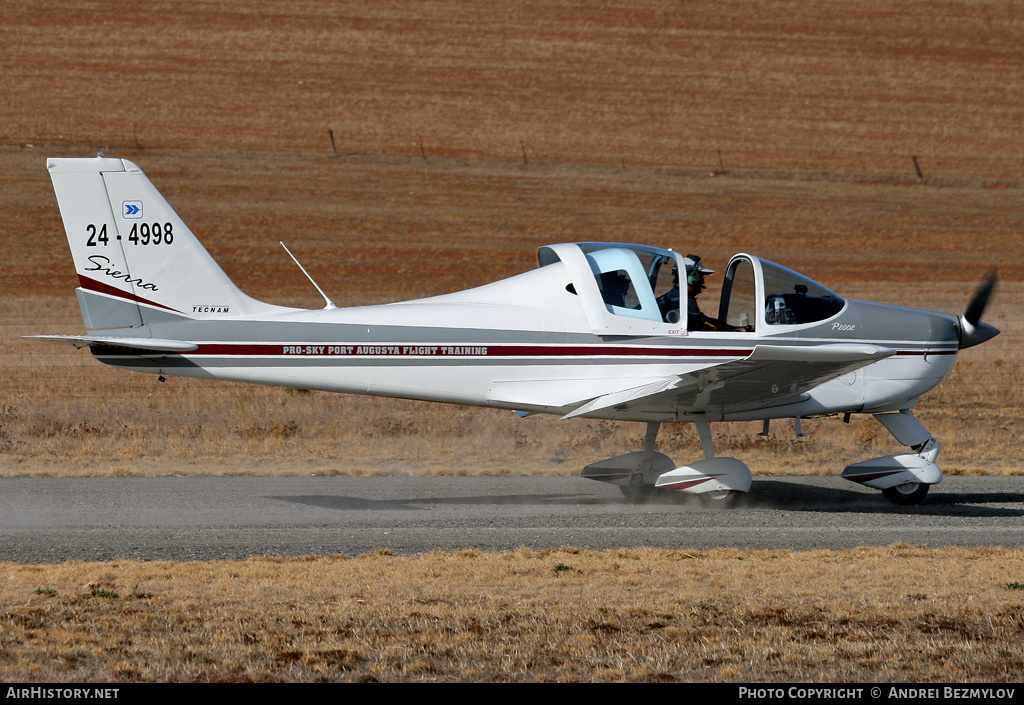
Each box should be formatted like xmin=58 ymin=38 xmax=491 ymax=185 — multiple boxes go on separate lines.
xmin=2 ymin=546 xmax=1022 ymax=682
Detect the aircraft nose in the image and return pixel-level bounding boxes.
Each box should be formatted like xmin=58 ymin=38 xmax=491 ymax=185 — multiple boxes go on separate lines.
xmin=959 ymin=318 xmax=1000 ymax=350
xmin=958 ymin=271 xmax=998 ymax=350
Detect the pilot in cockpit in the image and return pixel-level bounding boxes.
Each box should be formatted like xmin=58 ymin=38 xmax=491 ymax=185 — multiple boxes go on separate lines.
xmin=656 ymin=266 xmax=682 ymax=323
xmin=659 ymin=254 xmax=752 ymax=332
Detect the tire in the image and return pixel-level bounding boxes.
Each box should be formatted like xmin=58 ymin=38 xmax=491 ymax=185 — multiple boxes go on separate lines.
xmin=881 ymin=482 xmax=930 ymax=506
xmin=697 ymin=489 xmax=741 ymax=508
xmin=614 ymin=483 xmax=655 ymax=502
xmin=620 ymin=482 xmax=656 ymax=502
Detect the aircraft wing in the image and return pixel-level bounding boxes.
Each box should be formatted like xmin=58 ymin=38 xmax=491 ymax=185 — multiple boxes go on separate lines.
xmin=488 ymin=376 xmax=675 ymax=411
xmin=25 ymin=335 xmax=198 ymax=352
xmin=562 ymin=343 xmax=895 ymax=419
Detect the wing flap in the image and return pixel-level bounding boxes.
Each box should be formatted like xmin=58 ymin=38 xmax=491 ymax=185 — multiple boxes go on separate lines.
xmin=487 ymin=376 xmax=670 ymax=412
xmin=561 ymin=377 xmax=680 ymax=419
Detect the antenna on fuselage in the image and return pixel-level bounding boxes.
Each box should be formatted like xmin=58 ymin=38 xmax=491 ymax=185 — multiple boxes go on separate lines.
xmin=280 ymin=242 xmax=336 ymax=310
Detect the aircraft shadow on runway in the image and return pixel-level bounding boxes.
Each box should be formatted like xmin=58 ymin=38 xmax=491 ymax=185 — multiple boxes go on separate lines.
xmin=743 ymin=480 xmax=1024 ymax=518
xmin=271 ymin=480 xmax=1024 ymax=517
xmin=268 ymin=493 xmax=600 ymax=512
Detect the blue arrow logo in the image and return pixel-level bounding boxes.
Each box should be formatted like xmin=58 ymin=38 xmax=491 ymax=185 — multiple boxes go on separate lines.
xmin=122 ymin=201 xmax=143 ymax=219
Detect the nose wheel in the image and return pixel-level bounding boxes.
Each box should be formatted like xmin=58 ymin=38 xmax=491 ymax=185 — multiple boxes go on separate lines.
xmin=881 ymin=482 xmax=930 ymax=506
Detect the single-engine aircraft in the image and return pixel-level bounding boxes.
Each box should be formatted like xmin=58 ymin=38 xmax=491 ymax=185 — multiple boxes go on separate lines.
xmin=32 ymin=157 xmax=999 ymax=506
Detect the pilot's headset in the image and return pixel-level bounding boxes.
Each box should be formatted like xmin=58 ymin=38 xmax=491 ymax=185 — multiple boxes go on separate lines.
xmin=684 ymin=254 xmax=714 ymax=290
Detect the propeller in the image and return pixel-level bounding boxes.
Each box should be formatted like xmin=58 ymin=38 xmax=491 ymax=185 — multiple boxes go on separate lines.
xmin=959 ymin=270 xmax=999 ymax=349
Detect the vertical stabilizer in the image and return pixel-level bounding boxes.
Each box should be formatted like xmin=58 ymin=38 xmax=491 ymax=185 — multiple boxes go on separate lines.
xmin=47 ymin=157 xmax=293 ymax=329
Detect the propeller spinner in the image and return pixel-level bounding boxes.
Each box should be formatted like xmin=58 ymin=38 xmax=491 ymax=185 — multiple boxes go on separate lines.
xmin=959 ymin=271 xmax=999 ymax=349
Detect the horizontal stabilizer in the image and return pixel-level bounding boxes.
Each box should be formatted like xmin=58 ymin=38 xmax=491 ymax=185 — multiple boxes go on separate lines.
xmin=25 ymin=335 xmax=198 ymax=352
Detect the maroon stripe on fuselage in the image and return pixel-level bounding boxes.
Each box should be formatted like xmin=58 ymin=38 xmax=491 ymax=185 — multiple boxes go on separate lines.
xmin=182 ymin=343 xmax=755 ymax=358
xmin=91 ymin=342 xmax=959 ymax=359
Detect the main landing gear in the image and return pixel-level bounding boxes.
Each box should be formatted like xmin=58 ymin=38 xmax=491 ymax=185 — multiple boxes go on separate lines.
xmin=580 ymin=421 xmax=753 ymax=507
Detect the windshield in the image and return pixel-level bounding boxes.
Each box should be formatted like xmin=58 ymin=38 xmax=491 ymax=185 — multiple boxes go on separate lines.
xmin=760 ymin=259 xmax=845 ymax=325
xmin=719 ymin=256 xmax=845 ymax=329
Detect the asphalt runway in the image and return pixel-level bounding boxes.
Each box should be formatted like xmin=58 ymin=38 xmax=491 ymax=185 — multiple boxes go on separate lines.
xmin=1 ymin=475 xmax=1022 ymax=563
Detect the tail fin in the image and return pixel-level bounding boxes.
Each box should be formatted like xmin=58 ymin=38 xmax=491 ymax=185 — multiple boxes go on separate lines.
xmin=47 ymin=157 xmax=292 ymax=329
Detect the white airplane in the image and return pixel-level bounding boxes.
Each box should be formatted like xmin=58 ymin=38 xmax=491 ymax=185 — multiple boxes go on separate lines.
xmin=32 ymin=156 xmax=999 ymax=506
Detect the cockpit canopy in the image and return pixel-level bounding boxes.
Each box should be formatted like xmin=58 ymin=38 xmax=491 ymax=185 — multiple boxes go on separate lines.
xmin=580 ymin=244 xmax=679 ymax=323
xmin=538 ymin=243 xmax=845 ymax=335
xmin=718 ymin=256 xmax=845 ymax=329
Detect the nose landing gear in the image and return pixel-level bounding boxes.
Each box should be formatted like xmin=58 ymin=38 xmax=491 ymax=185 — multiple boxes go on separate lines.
xmin=842 ymin=411 xmax=942 ymax=506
